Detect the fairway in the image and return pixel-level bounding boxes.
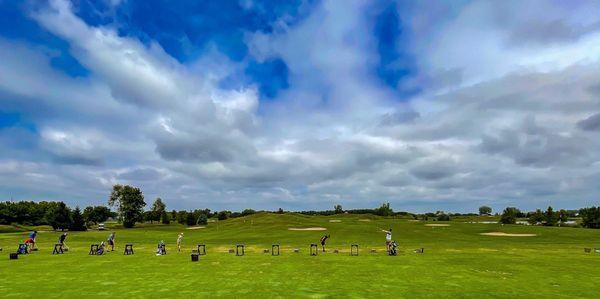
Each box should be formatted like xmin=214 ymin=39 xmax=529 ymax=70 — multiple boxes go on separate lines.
xmin=1 ymin=213 xmax=599 ymax=298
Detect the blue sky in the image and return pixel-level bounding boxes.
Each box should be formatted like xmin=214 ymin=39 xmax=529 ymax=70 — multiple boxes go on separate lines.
xmin=1 ymin=0 xmax=600 ymax=212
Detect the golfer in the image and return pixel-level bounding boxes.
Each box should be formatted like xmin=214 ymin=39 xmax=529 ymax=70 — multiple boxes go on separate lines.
xmin=382 ymin=228 xmax=392 ymax=253
xmin=25 ymin=230 xmax=37 ymax=251
xmin=58 ymin=232 xmax=68 ymax=251
xmin=320 ymin=235 xmax=330 ymax=252
xmin=107 ymin=232 xmax=115 ymax=251
xmin=177 ymin=233 xmax=184 ymax=252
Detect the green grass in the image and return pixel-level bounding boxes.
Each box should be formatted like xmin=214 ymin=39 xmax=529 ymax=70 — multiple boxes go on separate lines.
xmin=1 ymin=213 xmax=599 ymax=298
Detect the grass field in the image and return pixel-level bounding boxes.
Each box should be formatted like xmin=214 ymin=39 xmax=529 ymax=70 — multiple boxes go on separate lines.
xmin=1 ymin=213 xmax=599 ymax=298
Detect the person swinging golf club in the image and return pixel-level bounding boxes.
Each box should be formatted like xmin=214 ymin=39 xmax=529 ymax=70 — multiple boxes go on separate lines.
xmin=177 ymin=233 xmax=183 ymax=252
xmin=382 ymin=228 xmax=392 ymax=254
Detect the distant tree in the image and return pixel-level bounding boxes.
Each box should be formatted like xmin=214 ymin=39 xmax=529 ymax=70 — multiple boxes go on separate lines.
xmin=186 ymin=212 xmax=197 ymax=226
xmin=334 ymin=204 xmax=343 ymax=214
xmin=499 ymin=207 xmax=520 ymax=224
xmin=160 ymin=210 xmax=170 ymax=224
xmin=176 ymin=210 xmax=188 ymax=224
xmin=217 ymin=211 xmax=230 ymax=220
xmin=197 ymin=213 xmax=208 ymax=225
xmin=479 ymin=206 xmax=492 ymax=215
xmin=171 ymin=210 xmax=177 ymax=221
xmin=375 ymin=203 xmax=393 ymax=216
xmin=544 ymin=206 xmax=558 ymax=226
xmin=528 ymin=209 xmax=545 ymax=225
xmin=579 ymin=207 xmax=600 ymax=229
xmin=276 ymin=208 xmax=284 ymax=214
xmin=150 ymin=198 xmax=166 ymax=223
xmin=108 ymin=184 xmax=146 ymax=228
xmin=241 ymin=209 xmax=256 ymax=217
xmin=437 ymin=213 xmax=450 ymax=221
xmin=558 ymin=209 xmax=569 ymax=225
xmin=70 ymin=207 xmax=87 ymax=231
xmin=83 ymin=206 xmax=112 ymax=225
xmin=45 ymin=202 xmax=72 ymax=231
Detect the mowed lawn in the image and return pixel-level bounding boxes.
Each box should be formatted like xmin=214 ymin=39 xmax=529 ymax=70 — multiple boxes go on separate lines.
xmin=1 ymin=213 xmax=599 ymax=298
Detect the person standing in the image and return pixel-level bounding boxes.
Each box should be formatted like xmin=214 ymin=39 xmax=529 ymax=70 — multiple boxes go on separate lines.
xmin=177 ymin=233 xmax=184 ymax=252
xmin=382 ymin=229 xmax=392 ymax=253
xmin=58 ymin=232 xmax=68 ymax=251
xmin=107 ymin=232 xmax=115 ymax=251
xmin=320 ymin=235 xmax=330 ymax=252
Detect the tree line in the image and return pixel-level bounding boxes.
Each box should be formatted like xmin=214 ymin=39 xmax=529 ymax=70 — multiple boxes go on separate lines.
xmin=0 ymin=200 xmax=114 ymax=231
xmin=2 ymin=184 xmax=599 ymax=230
xmin=498 ymin=206 xmax=600 ymax=228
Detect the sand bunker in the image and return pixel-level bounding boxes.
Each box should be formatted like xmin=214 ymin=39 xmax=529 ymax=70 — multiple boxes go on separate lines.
xmin=480 ymin=232 xmax=536 ymax=237
xmin=329 ymin=220 xmax=342 ymax=223
xmin=358 ymin=219 xmax=371 ymax=222
xmin=425 ymin=224 xmax=450 ymax=227
xmin=288 ymin=227 xmax=327 ymax=231
xmin=186 ymin=226 xmax=206 ymax=230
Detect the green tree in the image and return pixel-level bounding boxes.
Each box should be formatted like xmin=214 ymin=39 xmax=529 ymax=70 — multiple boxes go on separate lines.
xmin=186 ymin=212 xmax=197 ymax=226
xmin=479 ymin=206 xmax=492 ymax=215
xmin=375 ymin=203 xmax=393 ymax=216
xmin=437 ymin=213 xmax=450 ymax=221
xmin=528 ymin=209 xmax=545 ymax=225
xmin=334 ymin=204 xmax=343 ymax=214
xmin=276 ymin=208 xmax=284 ymax=214
xmin=150 ymin=198 xmax=166 ymax=223
xmin=558 ymin=209 xmax=569 ymax=224
xmin=197 ymin=213 xmax=208 ymax=225
xmin=70 ymin=207 xmax=87 ymax=231
xmin=108 ymin=184 xmax=146 ymax=228
xmin=579 ymin=207 xmax=600 ymax=229
xmin=241 ymin=209 xmax=256 ymax=217
xmin=160 ymin=210 xmax=170 ymax=224
xmin=83 ymin=206 xmax=112 ymax=225
xmin=217 ymin=210 xmax=230 ymax=220
xmin=176 ymin=210 xmax=188 ymax=224
xmin=45 ymin=202 xmax=72 ymax=231
xmin=500 ymin=207 xmax=520 ymax=224
xmin=544 ymin=206 xmax=558 ymax=226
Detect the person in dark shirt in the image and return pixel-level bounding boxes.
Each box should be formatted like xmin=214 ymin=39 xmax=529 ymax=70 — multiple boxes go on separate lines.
xmin=107 ymin=232 xmax=115 ymax=251
xmin=320 ymin=235 xmax=330 ymax=252
xmin=58 ymin=232 xmax=68 ymax=250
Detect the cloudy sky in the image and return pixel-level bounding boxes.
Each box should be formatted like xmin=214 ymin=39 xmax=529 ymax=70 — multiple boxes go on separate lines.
xmin=1 ymin=0 xmax=599 ymax=212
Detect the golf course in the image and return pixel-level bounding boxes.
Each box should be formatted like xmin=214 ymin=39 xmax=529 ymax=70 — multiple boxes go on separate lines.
xmin=1 ymin=213 xmax=598 ymax=298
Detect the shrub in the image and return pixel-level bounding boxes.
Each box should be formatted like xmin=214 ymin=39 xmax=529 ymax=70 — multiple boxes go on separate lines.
xmin=437 ymin=213 xmax=450 ymax=221
xmin=197 ymin=214 xmax=208 ymax=225
xmin=217 ymin=211 xmax=230 ymax=220
xmin=528 ymin=209 xmax=545 ymax=225
xmin=500 ymin=207 xmax=520 ymax=224
xmin=580 ymin=207 xmax=600 ymax=229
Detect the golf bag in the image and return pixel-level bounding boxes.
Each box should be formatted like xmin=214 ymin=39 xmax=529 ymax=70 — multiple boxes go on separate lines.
xmin=17 ymin=244 xmax=28 ymax=255
xmin=156 ymin=242 xmax=166 ymax=255
xmin=388 ymin=241 xmax=398 ymax=256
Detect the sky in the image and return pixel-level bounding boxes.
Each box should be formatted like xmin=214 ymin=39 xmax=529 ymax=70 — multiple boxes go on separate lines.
xmin=1 ymin=0 xmax=599 ymax=213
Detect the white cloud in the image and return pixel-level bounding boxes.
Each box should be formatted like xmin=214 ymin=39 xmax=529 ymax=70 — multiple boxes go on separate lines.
xmin=0 ymin=0 xmax=599 ymax=212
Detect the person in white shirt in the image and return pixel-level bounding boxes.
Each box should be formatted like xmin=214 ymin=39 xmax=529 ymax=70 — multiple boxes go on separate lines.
xmin=177 ymin=233 xmax=184 ymax=252
xmin=382 ymin=228 xmax=392 ymax=253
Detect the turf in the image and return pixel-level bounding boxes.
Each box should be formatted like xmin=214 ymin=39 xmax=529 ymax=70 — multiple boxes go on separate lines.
xmin=1 ymin=213 xmax=599 ymax=298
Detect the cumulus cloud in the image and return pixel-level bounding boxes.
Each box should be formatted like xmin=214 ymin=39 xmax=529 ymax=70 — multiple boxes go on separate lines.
xmin=0 ymin=0 xmax=599 ymax=212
